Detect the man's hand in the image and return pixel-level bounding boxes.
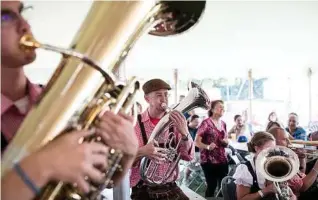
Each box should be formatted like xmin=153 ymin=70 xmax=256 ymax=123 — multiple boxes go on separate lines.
xmin=37 ymin=130 xmax=109 ymax=193
xmin=169 ymin=110 xmax=188 ymax=137
xmin=95 ymin=111 xmax=138 ymax=158
xmin=139 ymin=140 xmax=168 ymax=163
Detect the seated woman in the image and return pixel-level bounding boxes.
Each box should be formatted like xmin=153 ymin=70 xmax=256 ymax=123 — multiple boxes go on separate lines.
xmin=233 ymin=131 xmax=297 ymax=200
xmin=267 ymin=127 xmax=318 ymax=198
xmin=265 ymin=121 xmax=282 ymax=132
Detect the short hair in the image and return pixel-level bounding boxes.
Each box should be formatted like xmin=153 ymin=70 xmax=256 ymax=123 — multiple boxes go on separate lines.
xmin=289 ymin=112 xmax=298 ymax=117
xmin=208 ymin=100 xmax=224 ymax=117
xmin=267 ymin=127 xmax=286 ymax=139
xmin=190 ymin=114 xmax=199 ymax=122
xmin=234 ymin=114 xmax=241 ymax=121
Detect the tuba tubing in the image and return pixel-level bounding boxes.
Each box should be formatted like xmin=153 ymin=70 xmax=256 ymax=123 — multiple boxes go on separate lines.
xmin=2 ymin=1 xmax=206 ymax=200
xmin=140 ymin=83 xmax=210 ymax=185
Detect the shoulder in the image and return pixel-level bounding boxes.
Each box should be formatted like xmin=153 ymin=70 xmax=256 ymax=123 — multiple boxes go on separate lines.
xmin=298 ymin=127 xmax=306 ymax=133
xmin=233 ymin=163 xmax=253 ymax=187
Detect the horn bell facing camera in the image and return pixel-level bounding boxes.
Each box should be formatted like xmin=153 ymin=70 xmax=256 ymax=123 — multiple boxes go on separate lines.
xmin=1 ymin=1 xmax=206 ymax=200
xmin=256 ymin=146 xmax=300 ymax=200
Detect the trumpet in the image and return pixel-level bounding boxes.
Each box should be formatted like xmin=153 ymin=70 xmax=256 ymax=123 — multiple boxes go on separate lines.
xmin=1 ymin=1 xmax=206 ymax=200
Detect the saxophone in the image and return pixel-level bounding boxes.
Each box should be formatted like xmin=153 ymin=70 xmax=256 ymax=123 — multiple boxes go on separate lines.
xmin=1 ymin=1 xmax=206 ymax=200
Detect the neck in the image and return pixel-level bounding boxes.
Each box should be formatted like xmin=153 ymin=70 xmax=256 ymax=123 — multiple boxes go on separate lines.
xmin=1 ymin=67 xmax=28 ymax=101
xmin=188 ymin=123 xmax=196 ymax=128
xmin=148 ymin=106 xmax=165 ymax=119
xmin=211 ymin=115 xmax=220 ymax=121
xmin=289 ymin=126 xmax=296 ymax=132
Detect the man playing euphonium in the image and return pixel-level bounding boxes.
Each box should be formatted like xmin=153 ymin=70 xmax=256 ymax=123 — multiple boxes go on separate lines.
xmin=130 ymin=78 xmax=195 ymax=200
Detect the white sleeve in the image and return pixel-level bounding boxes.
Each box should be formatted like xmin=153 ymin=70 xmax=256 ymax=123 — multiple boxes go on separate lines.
xmin=233 ymin=164 xmax=254 ymax=187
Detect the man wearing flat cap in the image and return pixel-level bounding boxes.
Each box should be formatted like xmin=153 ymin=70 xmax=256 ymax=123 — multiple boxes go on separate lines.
xmin=130 ymin=78 xmax=194 ymax=200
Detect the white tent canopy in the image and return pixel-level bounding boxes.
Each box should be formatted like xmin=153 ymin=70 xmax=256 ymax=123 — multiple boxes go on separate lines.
xmin=24 ymin=0 xmax=318 ymax=83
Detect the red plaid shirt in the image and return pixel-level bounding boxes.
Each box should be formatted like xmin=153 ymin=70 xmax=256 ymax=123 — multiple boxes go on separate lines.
xmin=1 ymin=80 xmax=42 ymax=146
xmin=130 ymin=109 xmax=194 ymax=187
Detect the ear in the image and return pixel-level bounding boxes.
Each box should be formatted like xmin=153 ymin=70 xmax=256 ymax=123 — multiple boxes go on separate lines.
xmin=144 ymin=94 xmax=150 ymax=103
xmin=254 ymin=146 xmax=261 ymax=152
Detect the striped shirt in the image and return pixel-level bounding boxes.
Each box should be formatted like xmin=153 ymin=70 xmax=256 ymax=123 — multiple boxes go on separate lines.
xmin=1 ymin=80 xmax=42 ymax=151
xmin=130 ymin=109 xmax=194 ymax=187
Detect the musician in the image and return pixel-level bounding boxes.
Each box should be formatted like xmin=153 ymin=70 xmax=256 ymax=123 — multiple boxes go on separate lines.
xmin=286 ymin=112 xmax=307 ymax=141
xmin=1 ymin=1 xmax=138 ymax=200
xmin=267 ymin=127 xmax=318 ymax=198
xmin=195 ymin=100 xmax=229 ymax=197
xmin=130 ymin=78 xmax=194 ymax=200
xmin=233 ymin=131 xmax=297 ymax=200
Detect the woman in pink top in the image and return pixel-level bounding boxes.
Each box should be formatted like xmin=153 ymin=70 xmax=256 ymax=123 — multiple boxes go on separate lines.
xmin=195 ymin=100 xmax=229 ymax=197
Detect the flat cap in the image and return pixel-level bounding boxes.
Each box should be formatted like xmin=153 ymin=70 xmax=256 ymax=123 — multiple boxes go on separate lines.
xmin=142 ymin=78 xmax=171 ymax=94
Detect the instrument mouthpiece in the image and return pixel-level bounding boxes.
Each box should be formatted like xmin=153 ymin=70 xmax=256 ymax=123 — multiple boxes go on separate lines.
xmin=20 ymin=34 xmax=41 ymax=49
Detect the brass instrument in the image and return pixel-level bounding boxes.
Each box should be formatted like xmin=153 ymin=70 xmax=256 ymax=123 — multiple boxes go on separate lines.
xmin=256 ymin=146 xmax=300 ymax=200
xmin=1 ymin=1 xmax=206 ymax=200
xmin=289 ymin=139 xmax=318 ymax=146
xmin=140 ymin=83 xmax=210 ymax=185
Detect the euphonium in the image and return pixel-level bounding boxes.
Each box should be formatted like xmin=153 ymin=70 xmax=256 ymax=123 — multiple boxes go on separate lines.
xmin=140 ymin=83 xmax=210 ymax=185
xmin=256 ymin=146 xmax=300 ymax=200
xmin=1 ymin=1 xmax=206 ymax=200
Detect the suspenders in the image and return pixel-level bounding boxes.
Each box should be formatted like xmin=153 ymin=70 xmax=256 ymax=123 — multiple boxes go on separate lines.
xmin=137 ymin=114 xmax=175 ymax=146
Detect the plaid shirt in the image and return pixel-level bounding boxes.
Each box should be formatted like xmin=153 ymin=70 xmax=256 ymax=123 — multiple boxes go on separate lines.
xmin=130 ymin=109 xmax=194 ymax=187
xmin=1 ymin=80 xmax=42 ymax=150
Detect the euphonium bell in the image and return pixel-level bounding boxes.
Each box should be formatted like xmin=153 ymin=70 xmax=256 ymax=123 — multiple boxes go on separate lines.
xmin=1 ymin=1 xmax=206 ymax=200
xmin=140 ymin=83 xmax=210 ymax=185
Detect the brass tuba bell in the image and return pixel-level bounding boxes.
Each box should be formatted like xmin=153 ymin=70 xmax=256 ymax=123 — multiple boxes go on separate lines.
xmin=140 ymin=82 xmax=210 ymax=185
xmin=1 ymin=1 xmax=206 ymax=200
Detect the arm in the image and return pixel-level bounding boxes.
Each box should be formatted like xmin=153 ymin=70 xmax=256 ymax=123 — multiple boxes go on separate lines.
xmin=299 ymin=128 xmax=307 ymax=141
xmin=195 ymin=121 xmax=211 ymax=150
xmin=177 ymin=130 xmax=195 ymax=161
xmin=236 ymin=185 xmax=263 ymax=200
xmin=1 ymin=152 xmax=51 ymax=200
xmin=300 ymin=160 xmax=318 ymax=192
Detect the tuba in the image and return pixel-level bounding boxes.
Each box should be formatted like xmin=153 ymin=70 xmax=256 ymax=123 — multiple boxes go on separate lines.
xmin=1 ymin=1 xmax=206 ymax=200
xmin=140 ymin=83 xmax=210 ymax=185
xmin=256 ymin=146 xmax=300 ymax=200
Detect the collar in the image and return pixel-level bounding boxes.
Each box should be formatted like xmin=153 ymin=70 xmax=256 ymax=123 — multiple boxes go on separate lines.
xmin=140 ymin=109 xmax=151 ymax=123
xmin=1 ymin=80 xmax=42 ymax=116
xmin=140 ymin=108 xmax=169 ymax=123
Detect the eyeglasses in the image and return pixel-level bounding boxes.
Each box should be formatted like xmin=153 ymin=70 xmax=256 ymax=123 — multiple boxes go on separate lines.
xmin=1 ymin=5 xmax=33 ymax=27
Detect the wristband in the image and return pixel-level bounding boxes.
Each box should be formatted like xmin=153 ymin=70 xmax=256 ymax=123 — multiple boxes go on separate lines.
xmin=13 ymin=162 xmax=41 ymax=195
xmin=258 ymin=190 xmax=264 ymax=198
xmin=206 ymin=145 xmax=210 ymax=150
